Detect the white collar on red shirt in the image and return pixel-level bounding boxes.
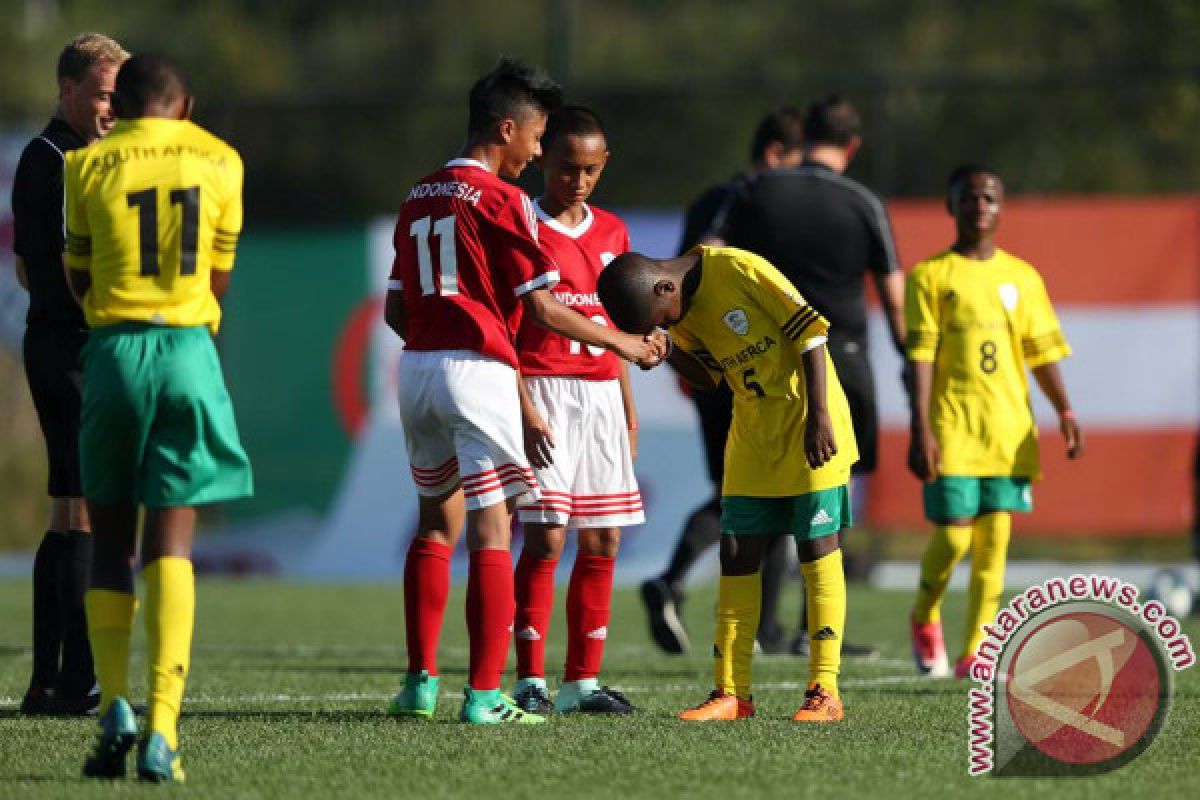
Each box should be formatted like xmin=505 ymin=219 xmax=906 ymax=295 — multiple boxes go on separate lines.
xmin=444 ymin=157 xmax=491 ymax=172
xmin=534 ymin=199 xmax=594 ymax=239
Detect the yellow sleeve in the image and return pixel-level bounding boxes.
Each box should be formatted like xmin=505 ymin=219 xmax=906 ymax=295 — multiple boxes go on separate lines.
xmin=904 ymin=265 xmax=938 ymax=362
xmin=211 ymin=149 xmax=244 ymax=271
xmin=742 ymin=253 xmax=829 ymax=350
xmin=1021 ymin=271 xmax=1071 ymax=367
xmin=668 ymin=323 xmax=723 ymax=382
xmin=63 ymin=153 xmax=91 ymax=272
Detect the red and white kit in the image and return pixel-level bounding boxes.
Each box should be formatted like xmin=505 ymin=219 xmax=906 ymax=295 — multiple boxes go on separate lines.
xmin=516 ymin=201 xmax=644 ymax=528
xmin=390 ymin=158 xmax=558 ymax=510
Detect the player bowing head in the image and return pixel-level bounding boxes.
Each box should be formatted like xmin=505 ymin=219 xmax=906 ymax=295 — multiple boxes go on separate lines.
xmin=597 ymin=251 xmax=695 ymax=333
xmin=601 ymin=245 xmax=859 ymax=723
xmin=467 ymin=56 xmax=562 ymax=180
xmin=538 ymin=106 xmax=609 ymax=214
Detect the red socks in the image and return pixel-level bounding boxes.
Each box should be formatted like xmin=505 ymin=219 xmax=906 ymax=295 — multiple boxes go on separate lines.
xmin=564 ymin=554 xmax=615 ymax=682
xmin=407 ymin=541 xmax=614 ymax=687
xmin=514 ymin=552 xmax=558 ymax=679
xmin=466 ymin=549 xmax=515 ymax=690
xmin=403 ymin=537 xmax=451 ymax=676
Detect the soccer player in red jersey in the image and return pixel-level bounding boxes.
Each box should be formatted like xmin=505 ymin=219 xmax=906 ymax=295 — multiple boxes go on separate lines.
xmin=510 ymin=107 xmax=641 ymax=715
xmin=383 ymin=59 xmax=662 ymax=725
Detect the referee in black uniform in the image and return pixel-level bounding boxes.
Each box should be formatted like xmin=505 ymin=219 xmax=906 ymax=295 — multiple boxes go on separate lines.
xmin=641 ymin=108 xmax=805 ymax=654
xmin=11 ymin=32 xmax=127 ymax=715
xmin=717 ymin=95 xmax=907 ymax=655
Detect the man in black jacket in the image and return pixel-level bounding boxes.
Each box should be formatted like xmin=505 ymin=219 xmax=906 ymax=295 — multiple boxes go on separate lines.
xmin=11 ymin=32 xmax=128 ymax=715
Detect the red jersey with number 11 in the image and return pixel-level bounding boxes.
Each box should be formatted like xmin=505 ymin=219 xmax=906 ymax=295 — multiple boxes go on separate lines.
xmin=389 ymin=158 xmax=560 ymax=369
xmin=516 ymin=201 xmax=629 ymax=380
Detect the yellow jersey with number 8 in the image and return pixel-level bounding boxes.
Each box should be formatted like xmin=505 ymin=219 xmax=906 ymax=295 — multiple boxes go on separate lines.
xmin=905 ymin=248 xmax=1071 ymax=479
xmin=669 ymin=246 xmax=858 ymax=497
xmin=64 ymin=117 xmax=243 ymax=333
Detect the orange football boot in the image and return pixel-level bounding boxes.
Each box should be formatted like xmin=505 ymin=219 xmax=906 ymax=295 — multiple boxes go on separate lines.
xmin=791 ymin=684 xmax=844 ymax=723
xmin=678 ymin=689 xmax=755 ymax=721
xmin=954 ymin=654 xmax=980 ymax=680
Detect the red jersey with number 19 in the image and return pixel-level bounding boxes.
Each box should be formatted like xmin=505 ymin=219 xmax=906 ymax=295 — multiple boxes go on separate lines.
xmin=516 ymin=201 xmax=629 ymax=380
xmin=389 ymin=158 xmax=560 ymax=369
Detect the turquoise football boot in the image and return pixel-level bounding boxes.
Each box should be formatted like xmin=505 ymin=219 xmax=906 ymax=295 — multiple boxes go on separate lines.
xmin=388 ymin=670 xmax=439 ymax=718
xmin=459 ymin=687 xmax=545 ymax=725
xmin=137 ymin=731 xmax=185 ymax=783
xmin=82 ymin=697 xmax=138 ymax=779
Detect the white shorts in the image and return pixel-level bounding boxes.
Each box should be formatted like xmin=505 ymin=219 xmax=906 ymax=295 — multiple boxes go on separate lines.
xmin=517 ymin=376 xmax=644 ymax=529
xmin=398 ymin=350 xmax=538 ymax=511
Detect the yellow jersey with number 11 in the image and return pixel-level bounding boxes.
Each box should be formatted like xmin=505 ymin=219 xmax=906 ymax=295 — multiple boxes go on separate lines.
xmin=905 ymin=247 xmax=1071 ymax=479
xmin=669 ymin=246 xmax=858 ymax=497
xmin=64 ymin=117 xmax=243 ymax=334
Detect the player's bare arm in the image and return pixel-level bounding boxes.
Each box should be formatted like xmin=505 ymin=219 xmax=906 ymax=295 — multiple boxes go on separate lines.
xmin=666 ymin=341 xmax=718 ymax=392
xmin=14 ymin=256 xmax=29 ymax=290
xmin=907 ymin=359 xmax=939 ymax=482
xmin=522 ymin=286 xmax=662 ymax=368
xmin=210 ymin=270 xmax=231 ymax=303
xmin=383 ymin=289 xmax=406 ymax=340
xmin=1032 ymin=362 xmax=1084 ymax=459
xmin=800 ymin=343 xmax=837 ymax=469
xmin=517 ymin=372 xmax=555 ymax=469
xmin=873 ymin=269 xmax=907 ymax=356
xmin=65 ymin=267 xmax=90 ymax=304
xmin=618 ymin=361 xmax=639 ymax=460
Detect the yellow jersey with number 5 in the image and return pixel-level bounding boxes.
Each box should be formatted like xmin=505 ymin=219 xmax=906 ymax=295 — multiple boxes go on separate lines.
xmin=905 ymin=248 xmax=1071 ymax=478
xmin=669 ymin=246 xmax=858 ymax=497
xmin=64 ymin=117 xmax=243 ymax=333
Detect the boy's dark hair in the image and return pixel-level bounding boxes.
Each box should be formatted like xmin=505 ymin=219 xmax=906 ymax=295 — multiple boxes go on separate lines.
xmin=597 ymin=253 xmax=660 ymax=335
xmin=467 ymin=56 xmax=563 ymax=135
xmin=542 ymin=105 xmax=606 ymax=153
xmin=947 ymin=162 xmax=1000 ymax=194
xmin=113 ymin=52 xmax=188 ymax=118
xmin=749 ymin=106 xmax=804 ymax=163
xmin=802 ymin=95 xmax=861 ymax=147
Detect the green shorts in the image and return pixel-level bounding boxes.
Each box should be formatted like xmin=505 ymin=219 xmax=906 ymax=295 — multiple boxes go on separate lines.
xmin=720 ymin=485 xmax=852 ymax=542
xmin=923 ymin=475 xmax=1032 ymax=523
xmin=80 ymin=323 xmax=253 ymax=508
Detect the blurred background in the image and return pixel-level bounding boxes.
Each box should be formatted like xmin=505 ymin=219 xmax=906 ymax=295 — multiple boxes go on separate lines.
xmin=1 ymin=1 xmax=1197 ymax=585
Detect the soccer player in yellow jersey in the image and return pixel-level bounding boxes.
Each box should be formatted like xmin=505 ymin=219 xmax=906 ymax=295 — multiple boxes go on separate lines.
xmin=599 ymin=245 xmax=857 ymax=722
xmin=64 ymin=54 xmax=252 ymax=782
xmin=906 ymin=164 xmax=1083 ymax=679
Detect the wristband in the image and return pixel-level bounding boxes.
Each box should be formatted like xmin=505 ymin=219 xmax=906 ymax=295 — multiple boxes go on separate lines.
xmin=660 ymin=329 xmax=674 ymax=359
xmin=1060 ymin=409 xmax=1076 ymax=421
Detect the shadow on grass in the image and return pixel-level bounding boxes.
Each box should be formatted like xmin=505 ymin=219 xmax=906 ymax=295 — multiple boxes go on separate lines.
xmin=182 ymin=709 xmax=466 ymax=724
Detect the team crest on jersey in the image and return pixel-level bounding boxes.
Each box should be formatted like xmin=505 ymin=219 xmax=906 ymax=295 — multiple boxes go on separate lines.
xmin=723 ymin=309 xmax=750 ymax=336
xmin=600 ymin=251 xmax=616 ymax=266
xmin=999 ymin=283 xmax=1019 ymax=311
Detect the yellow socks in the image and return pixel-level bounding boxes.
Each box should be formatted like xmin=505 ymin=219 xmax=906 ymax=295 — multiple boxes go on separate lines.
xmin=85 ymin=589 xmax=138 ymax=714
xmin=800 ymin=549 xmax=846 ymax=698
xmin=144 ymin=557 xmax=195 ymax=750
xmin=713 ymin=573 xmax=761 ymax=699
xmin=912 ymin=524 xmax=972 ymax=624
xmin=964 ymin=513 xmax=1011 ymax=657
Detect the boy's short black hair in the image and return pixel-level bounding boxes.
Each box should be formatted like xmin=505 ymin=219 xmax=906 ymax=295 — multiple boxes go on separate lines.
xmin=114 ymin=52 xmax=187 ymax=119
xmin=749 ymin=106 xmax=804 ymax=163
xmin=542 ymin=105 xmax=606 ymax=153
xmin=802 ymin=95 xmax=861 ymax=147
xmin=947 ymin=162 xmax=1000 ymax=194
xmin=467 ymin=56 xmax=563 ymax=135
xmin=597 ymin=253 xmax=660 ymax=335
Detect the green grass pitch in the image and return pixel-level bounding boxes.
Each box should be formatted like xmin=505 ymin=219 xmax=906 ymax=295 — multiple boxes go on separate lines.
xmin=1 ymin=578 xmax=1197 ymax=798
